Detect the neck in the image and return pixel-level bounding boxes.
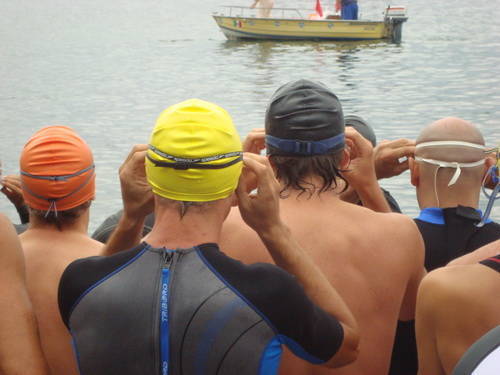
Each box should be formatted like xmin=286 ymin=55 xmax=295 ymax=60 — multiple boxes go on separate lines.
xmin=144 ymin=204 xmax=225 ymax=249
xmin=417 ymin=183 xmax=480 ymax=209
xmin=27 ymin=209 xmax=90 ymax=234
xmin=279 ymin=175 xmax=345 ymax=201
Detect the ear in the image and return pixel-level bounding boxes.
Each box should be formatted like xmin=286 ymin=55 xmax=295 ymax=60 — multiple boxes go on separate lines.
xmin=266 ymin=154 xmax=276 ymax=171
xmin=409 ymin=157 xmax=419 ymax=187
xmin=339 ymin=148 xmax=351 ymax=170
xmin=484 ymin=155 xmax=495 ymax=171
xmin=230 ymin=192 xmax=238 ymax=207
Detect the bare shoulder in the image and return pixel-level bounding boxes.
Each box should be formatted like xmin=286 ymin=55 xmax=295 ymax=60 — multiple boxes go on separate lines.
xmin=420 ymin=265 xmax=495 ymax=305
xmin=0 ymin=213 xmax=23 ymax=266
xmin=220 ymin=207 xmax=268 ymax=264
xmin=367 ymin=210 xmax=422 ymax=247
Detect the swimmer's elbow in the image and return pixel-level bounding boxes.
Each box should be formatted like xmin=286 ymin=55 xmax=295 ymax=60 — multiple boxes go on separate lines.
xmin=323 ymin=325 xmax=360 ymax=368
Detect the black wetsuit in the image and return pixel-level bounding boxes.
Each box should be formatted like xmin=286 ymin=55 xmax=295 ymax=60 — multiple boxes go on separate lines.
xmin=480 ymin=254 xmax=500 ymax=273
xmin=59 ymin=243 xmax=344 ymax=375
xmin=415 ymin=206 xmax=500 ymax=271
xmin=390 ymin=206 xmax=500 ymax=375
xmin=91 ymin=210 xmax=155 ymax=243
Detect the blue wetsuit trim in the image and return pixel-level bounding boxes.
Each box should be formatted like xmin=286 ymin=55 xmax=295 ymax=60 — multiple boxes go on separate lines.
xmin=259 ymin=336 xmax=283 ymax=375
xmin=416 ymin=207 xmax=492 ymax=225
xmin=161 ymin=268 xmax=170 ymax=375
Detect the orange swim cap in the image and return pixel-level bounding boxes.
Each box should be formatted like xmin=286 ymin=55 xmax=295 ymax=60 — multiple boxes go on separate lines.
xmin=20 ymin=126 xmax=95 ymax=214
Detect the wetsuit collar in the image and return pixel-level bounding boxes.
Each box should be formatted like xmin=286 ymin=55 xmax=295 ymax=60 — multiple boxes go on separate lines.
xmin=417 ymin=207 xmax=493 ymax=225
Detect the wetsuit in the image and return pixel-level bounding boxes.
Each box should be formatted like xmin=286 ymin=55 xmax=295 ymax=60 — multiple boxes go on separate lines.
xmin=415 ymin=206 xmax=500 ymax=271
xmin=59 ymin=243 xmax=344 ymax=375
xmin=390 ymin=207 xmax=500 ymax=375
xmin=356 ymin=188 xmax=402 ymax=213
xmin=91 ymin=210 xmax=155 ymax=243
xmin=480 ymin=254 xmax=500 ymax=273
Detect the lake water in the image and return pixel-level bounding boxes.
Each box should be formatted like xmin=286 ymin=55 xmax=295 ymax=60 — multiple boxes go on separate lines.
xmin=1 ymin=0 xmax=499 ymax=232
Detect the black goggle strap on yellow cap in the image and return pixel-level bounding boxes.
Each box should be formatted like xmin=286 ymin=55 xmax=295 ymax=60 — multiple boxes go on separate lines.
xmin=147 ymin=145 xmax=242 ymax=170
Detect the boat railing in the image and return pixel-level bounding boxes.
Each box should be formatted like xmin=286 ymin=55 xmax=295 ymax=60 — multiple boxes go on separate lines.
xmin=213 ymin=5 xmax=318 ymax=19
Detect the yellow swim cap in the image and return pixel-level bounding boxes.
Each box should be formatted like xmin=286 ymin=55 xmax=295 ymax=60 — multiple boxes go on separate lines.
xmin=146 ymin=99 xmax=243 ymax=202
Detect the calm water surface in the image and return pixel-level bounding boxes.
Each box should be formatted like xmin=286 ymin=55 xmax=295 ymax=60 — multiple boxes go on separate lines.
xmin=1 ymin=0 xmax=499 ymax=231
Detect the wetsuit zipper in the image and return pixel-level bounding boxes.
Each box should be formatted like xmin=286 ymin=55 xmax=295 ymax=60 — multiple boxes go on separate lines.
xmin=160 ymin=250 xmax=174 ymax=375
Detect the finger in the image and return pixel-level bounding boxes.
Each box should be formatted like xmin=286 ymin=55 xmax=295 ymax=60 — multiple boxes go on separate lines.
xmin=243 ymin=154 xmax=279 ymax=197
xmin=392 ymin=145 xmax=416 ymax=159
xmin=236 ymin=169 xmax=252 ymax=211
xmin=243 ymin=130 xmax=266 ymax=154
xmin=5 ymin=181 xmax=22 ymax=194
xmin=380 ymin=138 xmax=415 ymax=149
xmin=394 ymin=160 xmax=410 ymax=175
xmin=2 ymin=176 xmax=22 ymax=189
xmin=122 ymin=151 xmax=148 ymax=177
xmin=345 ymin=127 xmax=372 ymax=153
xmin=120 ymin=144 xmax=148 ymax=171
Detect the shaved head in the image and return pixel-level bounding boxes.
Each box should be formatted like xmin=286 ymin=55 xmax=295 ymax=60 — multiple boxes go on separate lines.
xmin=416 ymin=117 xmax=485 ymax=163
xmin=411 ymin=117 xmax=489 ymax=208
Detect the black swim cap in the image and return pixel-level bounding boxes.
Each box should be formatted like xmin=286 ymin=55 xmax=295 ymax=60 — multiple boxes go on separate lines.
xmin=344 ymin=115 xmax=377 ymax=147
xmin=265 ymin=80 xmax=345 ymax=156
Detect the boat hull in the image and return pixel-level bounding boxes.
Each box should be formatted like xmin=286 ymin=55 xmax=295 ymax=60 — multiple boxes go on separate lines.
xmin=213 ymin=16 xmax=391 ymax=41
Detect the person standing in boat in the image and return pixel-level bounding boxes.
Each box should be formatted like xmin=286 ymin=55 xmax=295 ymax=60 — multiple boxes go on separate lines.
xmin=250 ymin=0 xmax=274 ymax=18
xmin=336 ymin=0 xmax=358 ymax=20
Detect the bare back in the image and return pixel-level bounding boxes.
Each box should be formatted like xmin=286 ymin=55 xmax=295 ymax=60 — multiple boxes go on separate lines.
xmin=20 ymin=226 xmax=102 ymax=375
xmin=416 ymin=263 xmax=500 ymax=375
xmin=220 ymin=193 xmax=424 ymax=375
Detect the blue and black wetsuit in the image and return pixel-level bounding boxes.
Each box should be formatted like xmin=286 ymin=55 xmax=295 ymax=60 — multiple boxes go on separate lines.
xmin=390 ymin=207 xmax=500 ymax=375
xmin=58 ymin=243 xmax=344 ymax=375
xmin=415 ymin=206 xmax=500 ymax=271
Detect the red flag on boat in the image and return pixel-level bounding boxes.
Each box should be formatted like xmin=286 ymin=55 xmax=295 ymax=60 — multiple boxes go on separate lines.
xmin=315 ymin=0 xmax=323 ymax=17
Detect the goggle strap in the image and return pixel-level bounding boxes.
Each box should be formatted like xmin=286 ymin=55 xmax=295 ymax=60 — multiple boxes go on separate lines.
xmin=147 ymin=153 xmax=242 ymax=170
xmin=416 ymin=141 xmax=486 ymax=150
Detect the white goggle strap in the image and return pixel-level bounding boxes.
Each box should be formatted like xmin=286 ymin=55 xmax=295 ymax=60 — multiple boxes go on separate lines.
xmin=414 ymin=157 xmax=485 ymax=186
xmin=416 ymin=141 xmax=486 ymax=150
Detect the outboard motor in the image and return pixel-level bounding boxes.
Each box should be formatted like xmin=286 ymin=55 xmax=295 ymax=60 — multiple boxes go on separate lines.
xmin=385 ymin=5 xmax=408 ymax=43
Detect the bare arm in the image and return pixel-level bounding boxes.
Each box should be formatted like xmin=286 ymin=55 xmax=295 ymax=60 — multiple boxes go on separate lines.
xmin=0 ymin=214 xmax=49 ymax=375
xmin=342 ymin=128 xmax=391 ymax=212
xmin=415 ymin=272 xmax=447 ymax=375
xmin=374 ymin=138 xmax=415 ymax=179
xmin=237 ymin=153 xmax=359 ymax=368
xmin=447 ymin=239 xmax=500 ymax=266
xmin=1 ymin=175 xmax=29 ymax=224
xmin=100 ymin=145 xmax=154 ymax=256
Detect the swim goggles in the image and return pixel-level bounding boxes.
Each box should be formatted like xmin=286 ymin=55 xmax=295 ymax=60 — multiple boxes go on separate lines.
xmin=415 ymin=141 xmax=486 ymax=187
xmin=147 ymin=145 xmax=242 ymax=170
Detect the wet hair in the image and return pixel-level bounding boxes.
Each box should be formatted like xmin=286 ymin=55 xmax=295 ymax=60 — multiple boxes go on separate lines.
xmin=269 ymin=148 xmax=347 ymax=198
xmin=29 ymin=201 xmax=91 ymax=231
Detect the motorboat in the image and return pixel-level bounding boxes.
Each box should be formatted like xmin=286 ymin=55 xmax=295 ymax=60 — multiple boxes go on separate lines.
xmin=213 ymin=5 xmax=408 ymax=43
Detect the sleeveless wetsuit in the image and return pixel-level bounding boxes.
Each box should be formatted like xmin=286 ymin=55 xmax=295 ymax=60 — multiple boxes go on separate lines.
xmin=58 ymin=243 xmax=344 ymax=375
xmin=390 ymin=208 xmax=500 ymax=375
xmin=415 ymin=206 xmax=500 ymax=271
